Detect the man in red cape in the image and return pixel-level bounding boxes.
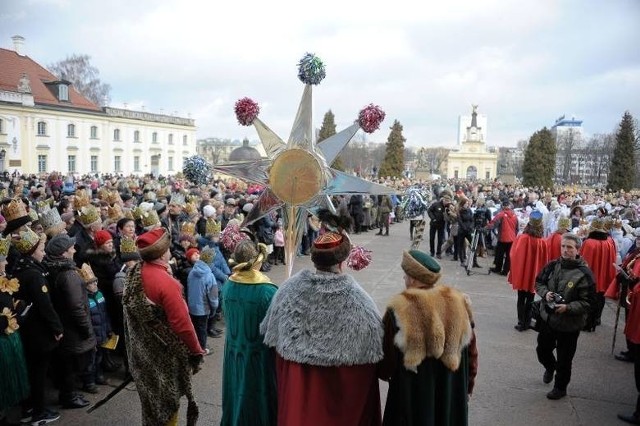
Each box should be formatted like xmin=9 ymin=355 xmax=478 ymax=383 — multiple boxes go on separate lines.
xmin=546 ymin=216 xmax=572 ymax=261
xmin=580 ymin=217 xmax=616 ymax=331
xmin=508 ymin=211 xmax=548 ymax=331
xmin=260 ymin=211 xmax=383 ymax=426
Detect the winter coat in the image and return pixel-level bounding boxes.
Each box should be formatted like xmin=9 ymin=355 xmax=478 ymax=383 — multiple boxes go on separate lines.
xmin=187 ymin=260 xmax=218 ymax=316
xmin=85 ymin=248 xmax=123 ymax=335
xmin=487 ymin=209 xmax=518 ymax=243
xmin=13 ymin=256 xmax=64 ymax=352
xmin=427 ymin=201 xmax=446 ymax=225
xmin=255 ymin=215 xmax=276 ymax=246
xmin=88 ymin=290 xmax=112 ymax=345
xmin=43 ymin=256 xmax=96 ymax=354
xmin=72 ymin=227 xmax=97 ymax=267
xmin=457 ymin=206 xmax=474 ymax=235
xmin=536 ymin=256 xmax=595 ymax=333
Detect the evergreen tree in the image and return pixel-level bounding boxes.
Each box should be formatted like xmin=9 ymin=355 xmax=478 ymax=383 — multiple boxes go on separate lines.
xmin=607 ymin=111 xmax=637 ymax=192
xmin=522 ymin=127 xmax=556 ymax=189
xmin=317 ymin=110 xmax=344 ymax=171
xmin=378 ymin=120 xmax=406 ymax=178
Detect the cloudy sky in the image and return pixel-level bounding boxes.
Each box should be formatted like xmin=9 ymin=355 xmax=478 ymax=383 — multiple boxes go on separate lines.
xmin=1 ymin=0 xmax=639 ymax=148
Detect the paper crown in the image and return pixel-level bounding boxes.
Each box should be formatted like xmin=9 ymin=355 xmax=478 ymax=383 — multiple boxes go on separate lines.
xmin=181 ymin=221 xmax=196 ymax=236
xmin=206 ymin=218 xmax=221 ymax=236
xmin=186 ymin=194 xmax=201 ymax=205
xmin=2 ymin=199 xmax=28 ymax=223
xmin=141 ymin=209 xmax=160 ymax=228
xmin=169 ymin=192 xmax=186 ymax=207
xmin=39 ymin=207 xmax=63 ymax=231
xmin=36 ymin=197 xmax=54 ymax=211
xmin=589 ymin=217 xmax=607 ymax=233
xmin=11 ymin=227 xmax=44 ymax=254
xmin=123 ymin=208 xmax=135 ymax=220
xmin=28 ymin=209 xmax=39 ymax=222
xmin=200 ymin=246 xmax=216 ymax=264
xmin=74 ymin=189 xmax=92 ymax=210
xmin=120 ymin=236 xmax=137 ymax=254
xmin=557 ymin=216 xmax=572 ymax=231
xmin=144 ymin=191 xmax=157 ymax=201
xmin=0 ymin=236 xmax=10 ymax=259
xmin=77 ymin=205 xmax=101 ymax=227
xmin=184 ymin=202 xmax=198 ymax=217
xmin=105 ymin=190 xmax=122 ymax=206
xmin=79 ymin=263 xmax=98 ymax=284
xmin=107 ymin=204 xmax=124 ymax=221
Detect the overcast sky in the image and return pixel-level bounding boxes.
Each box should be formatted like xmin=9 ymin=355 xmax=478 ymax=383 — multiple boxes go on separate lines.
xmin=1 ymin=0 xmax=639 ymax=148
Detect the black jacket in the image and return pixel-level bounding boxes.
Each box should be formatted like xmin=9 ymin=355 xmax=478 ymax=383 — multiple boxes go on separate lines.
xmin=43 ymin=256 xmax=96 ymax=354
xmin=13 ymin=256 xmax=63 ymax=352
xmin=427 ymin=201 xmax=446 ymax=225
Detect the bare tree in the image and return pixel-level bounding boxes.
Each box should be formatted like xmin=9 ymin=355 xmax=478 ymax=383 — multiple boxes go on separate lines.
xmin=48 ymin=54 xmax=111 ymax=106
xmin=556 ymin=128 xmax=582 ymax=183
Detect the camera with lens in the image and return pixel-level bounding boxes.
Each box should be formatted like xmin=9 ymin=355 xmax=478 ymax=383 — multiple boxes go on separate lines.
xmin=545 ymin=293 xmax=565 ymax=313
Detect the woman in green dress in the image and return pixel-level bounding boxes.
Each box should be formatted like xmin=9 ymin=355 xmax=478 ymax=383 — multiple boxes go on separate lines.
xmin=220 ymin=240 xmax=277 ymax=426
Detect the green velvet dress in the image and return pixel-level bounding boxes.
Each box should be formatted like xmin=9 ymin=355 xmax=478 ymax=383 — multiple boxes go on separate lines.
xmin=220 ymin=269 xmax=278 ymax=426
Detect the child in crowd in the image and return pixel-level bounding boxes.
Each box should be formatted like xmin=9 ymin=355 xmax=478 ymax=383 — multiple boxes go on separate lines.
xmin=186 ymin=248 xmax=218 ymax=354
xmin=273 ymin=224 xmax=285 ymax=265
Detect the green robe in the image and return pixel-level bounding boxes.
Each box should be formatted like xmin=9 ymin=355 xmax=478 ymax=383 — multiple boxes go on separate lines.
xmin=221 ymin=269 xmax=278 ymax=426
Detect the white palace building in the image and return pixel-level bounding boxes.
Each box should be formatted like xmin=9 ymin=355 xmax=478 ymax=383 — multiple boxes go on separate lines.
xmin=0 ymin=36 xmax=196 ymax=176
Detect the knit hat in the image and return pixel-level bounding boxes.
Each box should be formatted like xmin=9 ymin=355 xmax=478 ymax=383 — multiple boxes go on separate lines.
xmin=136 ymin=228 xmax=170 ymax=261
xmin=401 ymin=250 xmax=442 ymax=285
xmin=203 ymin=204 xmax=216 ymax=218
xmin=186 ymin=247 xmax=200 ymax=262
xmin=45 ymin=234 xmax=76 ymax=257
xmin=310 ymin=231 xmax=351 ymax=268
xmin=95 ymin=230 xmax=113 ymax=247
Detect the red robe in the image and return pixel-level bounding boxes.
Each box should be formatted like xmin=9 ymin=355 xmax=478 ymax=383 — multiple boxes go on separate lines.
xmin=580 ymin=234 xmax=617 ymax=293
xmin=545 ymin=232 xmax=563 ymax=262
xmin=508 ymin=234 xmax=548 ymax=293
xmin=275 ymin=355 xmax=381 ymax=426
xmin=624 ymin=259 xmax=640 ymax=344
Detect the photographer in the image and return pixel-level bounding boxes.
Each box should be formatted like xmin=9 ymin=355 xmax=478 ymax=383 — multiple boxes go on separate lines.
xmin=535 ymin=233 xmax=595 ymax=400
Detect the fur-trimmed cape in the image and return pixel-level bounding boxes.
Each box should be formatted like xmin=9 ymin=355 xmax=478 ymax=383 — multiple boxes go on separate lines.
xmin=260 ymin=269 xmax=383 ymax=366
xmin=388 ymin=286 xmax=473 ymax=372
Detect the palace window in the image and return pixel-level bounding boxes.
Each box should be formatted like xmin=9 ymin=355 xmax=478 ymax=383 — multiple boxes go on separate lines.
xmin=114 ymin=156 xmax=121 ymax=173
xmin=183 ymin=135 xmax=188 ymax=146
xmin=90 ymin=126 xmax=98 ymax=139
xmin=90 ymin=155 xmax=98 ymax=173
xmin=152 ymin=132 xmax=158 ymax=143
xmin=134 ymin=156 xmax=140 ymax=172
xmin=168 ymin=156 xmax=174 ymax=171
xmin=168 ymin=133 xmax=174 ymax=145
xmin=0 ymin=119 xmax=3 ymax=134
xmin=114 ymin=128 xmax=121 ymax=141
xmin=67 ymin=123 xmax=76 ymax=138
xmin=58 ymin=84 xmax=69 ymax=101
xmin=134 ymin=130 xmax=140 ymax=142
xmin=68 ymin=155 xmax=76 ymax=173
xmin=38 ymin=155 xmax=47 ymax=173
xmin=37 ymin=121 xmax=47 ymax=136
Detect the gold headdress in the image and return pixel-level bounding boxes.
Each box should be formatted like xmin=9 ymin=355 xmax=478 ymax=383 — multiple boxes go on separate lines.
xmin=181 ymin=221 xmax=196 ymax=236
xmin=107 ymin=204 xmax=124 ymax=221
xmin=120 ymin=237 xmax=137 ymax=255
xmin=78 ymin=263 xmax=98 ymax=284
xmin=141 ymin=209 xmax=160 ymax=229
xmin=184 ymin=202 xmax=198 ymax=217
xmin=36 ymin=197 xmax=54 ymax=211
xmin=105 ymin=190 xmax=122 ymax=206
xmin=39 ymin=208 xmax=65 ymax=234
xmin=77 ymin=205 xmax=101 ymax=227
xmin=0 ymin=236 xmax=11 ymax=259
xmin=205 ymin=218 xmax=221 ymax=236
xmin=74 ymin=189 xmax=92 ymax=210
xmin=2 ymin=199 xmax=28 ymax=223
xmin=169 ymin=192 xmax=186 ymax=207
xmin=200 ymin=246 xmax=216 ymax=264
xmin=11 ymin=227 xmax=46 ymax=254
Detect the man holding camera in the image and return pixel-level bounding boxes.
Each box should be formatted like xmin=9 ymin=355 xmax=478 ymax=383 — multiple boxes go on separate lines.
xmin=535 ymin=233 xmax=595 ymax=400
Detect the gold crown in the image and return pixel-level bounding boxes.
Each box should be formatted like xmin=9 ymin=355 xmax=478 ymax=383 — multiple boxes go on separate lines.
xmin=78 ymin=263 xmax=97 ymax=284
xmin=77 ymin=205 xmax=101 ymax=226
xmin=39 ymin=207 xmax=63 ymax=231
xmin=107 ymin=204 xmax=124 ymax=221
xmin=141 ymin=209 xmax=160 ymax=228
xmin=11 ymin=227 xmax=44 ymax=254
xmin=106 ymin=191 xmax=122 ymax=206
xmin=169 ymin=192 xmax=186 ymax=207
xmin=181 ymin=221 xmax=196 ymax=236
xmin=120 ymin=236 xmax=137 ymax=254
xmin=74 ymin=189 xmax=92 ymax=210
xmin=144 ymin=191 xmax=157 ymax=201
xmin=123 ymin=208 xmax=134 ymax=220
xmin=206 ymin=218 xmax=221 ymax=236
xmin=186 ymin=194 xmax=201 ymax=205
xmin=0 ymin=236 xmax=11 ymax=258
xmin=36 ymin=197 xmax=54 ymax=211
xmin=200 ymin=246 xmax=216 ymax=264
xmin=97 ymin=187 xmax=109 ymax=201
xmin=2 ymin=199 xmax=28 ymax=223
xmin=28 ymin=209 xmax=39 ymax=222
xmin=184 ymin=202 xmax=198 ymax=216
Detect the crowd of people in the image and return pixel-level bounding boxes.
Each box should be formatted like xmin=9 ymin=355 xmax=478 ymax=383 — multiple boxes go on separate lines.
xmin=0 ymin=169 xmax=640 ymax=425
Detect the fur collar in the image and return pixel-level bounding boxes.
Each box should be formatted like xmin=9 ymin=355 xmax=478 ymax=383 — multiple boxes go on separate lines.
xmin=260 ymin=269 xmax=383 ymax=367
xmin=388 ymin=286 xmax=473 ymax=372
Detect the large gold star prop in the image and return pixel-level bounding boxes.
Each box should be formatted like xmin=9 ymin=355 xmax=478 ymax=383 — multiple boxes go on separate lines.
xmin=214 ymin=53 xmax=394 ymax=277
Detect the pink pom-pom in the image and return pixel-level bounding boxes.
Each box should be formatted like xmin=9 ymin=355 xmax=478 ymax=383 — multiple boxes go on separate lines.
xmin=220 ymin=223 xmax=249 ymax=252
xmin=358 ymin=104 xmax=385 ymax=133
xmin=234 ymin=97 xmax=260 ymax=126
xmin=347 ymin=245 xmax=372 ymax=271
